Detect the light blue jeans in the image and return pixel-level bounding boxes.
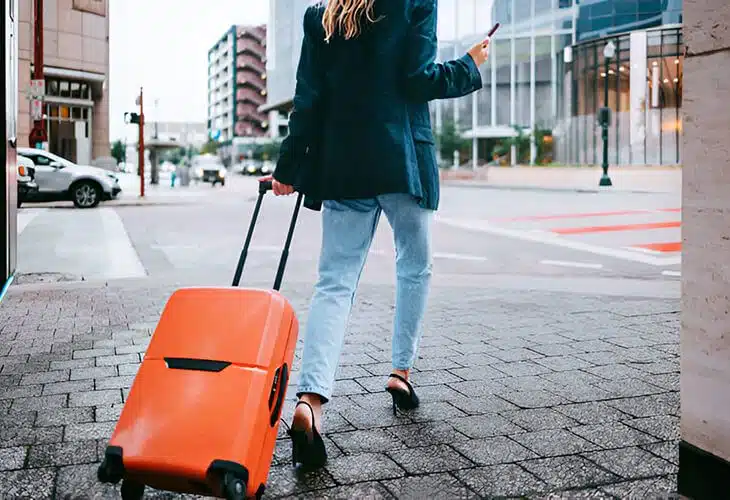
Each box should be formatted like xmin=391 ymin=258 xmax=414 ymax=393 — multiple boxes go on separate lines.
xmin=296 ymin=194 xmax=433 ymax=403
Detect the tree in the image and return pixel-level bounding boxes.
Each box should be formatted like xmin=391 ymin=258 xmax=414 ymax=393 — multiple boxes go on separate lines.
xmin=493 ymin=126 xmax=552 ymax=165
xmin=435 ymin=120 xmax=469 ymax=164
xmin=261 ymin=139 xmax=282 ymax=161
xmin=200 ymin=139 xmax=218 ymax=155
xmin=111 ymin=140 xmax=125 ymax=165
xmin=494 ymin=126 xmax=531 ymax=164
xmin=162 ymin=147 xmax=186 ymax=165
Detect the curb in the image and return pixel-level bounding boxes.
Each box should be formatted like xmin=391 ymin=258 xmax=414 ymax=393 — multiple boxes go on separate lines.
xmin=442 ymin=181 xmax=677 ymax=195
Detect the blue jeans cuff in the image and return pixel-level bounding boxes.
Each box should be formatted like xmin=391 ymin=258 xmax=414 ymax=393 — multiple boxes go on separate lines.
xmin=296 ymin=386 xmax=330 ymax=404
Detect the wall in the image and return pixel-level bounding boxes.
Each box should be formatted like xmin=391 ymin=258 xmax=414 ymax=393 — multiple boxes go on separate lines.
xmin=678 ymin=0 xmax=730 ymax=496
xmin=17 ymin=0 xmax=109 ymax=157
xmin=265 ymin=0 xmax=310 ymax=108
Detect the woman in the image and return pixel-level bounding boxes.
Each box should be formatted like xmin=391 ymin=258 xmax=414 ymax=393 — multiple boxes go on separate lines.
xmin=271 ymin=0 xmax=490 ymax=469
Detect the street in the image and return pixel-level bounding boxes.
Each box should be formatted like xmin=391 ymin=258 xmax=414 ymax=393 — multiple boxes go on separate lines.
xmin=16 ymin=174 xmax=681 ymax=290
xmin=0 ymin=174 xmax=679 ymax=498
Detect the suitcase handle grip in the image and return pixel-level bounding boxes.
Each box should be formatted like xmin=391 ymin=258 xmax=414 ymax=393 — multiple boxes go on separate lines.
xmin=270 ymin=364 xmax=289 ymax=427
xmin=232 ymin=179 xmax=303 ymax=290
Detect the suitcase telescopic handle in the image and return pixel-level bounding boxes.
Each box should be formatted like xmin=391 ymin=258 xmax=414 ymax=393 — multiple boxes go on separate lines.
xmin=232 ymin=178 xmax=303 ymax=290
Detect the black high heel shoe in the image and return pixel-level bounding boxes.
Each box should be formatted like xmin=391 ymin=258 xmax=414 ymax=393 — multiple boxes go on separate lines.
xmin=288 ymin=401 xmax=327 ymax=470
xmin=385 ymin=373 xmax=420 ymax=415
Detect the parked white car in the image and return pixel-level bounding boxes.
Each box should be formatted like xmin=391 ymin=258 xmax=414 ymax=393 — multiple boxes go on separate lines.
xmin=16 ymin=155 xmax=38 ymax=208
xmin=17 ymin=148 xmax=122 ymax=208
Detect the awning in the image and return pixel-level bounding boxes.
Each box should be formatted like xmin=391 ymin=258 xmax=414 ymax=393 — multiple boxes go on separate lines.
xmin=39 ymin=66 xmax=106 ymax=83
xmin=258 ymin=97 xmax=294 ymax=114
xmin=461 ymin=125 xmax=528 ymax=139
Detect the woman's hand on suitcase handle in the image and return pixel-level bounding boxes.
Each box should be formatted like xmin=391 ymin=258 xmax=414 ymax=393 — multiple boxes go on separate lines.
xmin=259 ymin=175 xmax=295 ymax=196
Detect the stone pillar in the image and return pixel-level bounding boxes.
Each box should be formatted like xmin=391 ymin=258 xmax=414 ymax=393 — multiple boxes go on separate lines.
xmin=678 ymin=1 xmax=730 ymax=498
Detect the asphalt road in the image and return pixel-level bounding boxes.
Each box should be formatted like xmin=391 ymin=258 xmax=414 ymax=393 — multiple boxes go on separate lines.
xmin=16 ymin=173 xmax=681 ymax=296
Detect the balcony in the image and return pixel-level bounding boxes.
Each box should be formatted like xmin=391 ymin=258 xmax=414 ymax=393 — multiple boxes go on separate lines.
xmin=237 ymin=54 xmax=265 ymax=71
xmin=237 ymin=71 xmax=266 ymax=91
xmin=235 ymin=120 xmax=267 ymax=138
xmin=236 ymin=103 xmax=262 ymax=117
xmin=237 ymin=26 xmax=266 ymax=43
xmin=236 ymin=87 xmax=266 ymax=105
xmin=237 ymin=43 xmax=265 ymax=59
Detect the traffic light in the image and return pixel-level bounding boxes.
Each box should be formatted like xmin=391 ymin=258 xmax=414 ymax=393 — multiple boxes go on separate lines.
xmin=124 ymin=112 xmax=140 ymax=125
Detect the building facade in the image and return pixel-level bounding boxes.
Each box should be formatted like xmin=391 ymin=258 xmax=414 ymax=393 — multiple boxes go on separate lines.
xmin=559 ymin=0 xmax=683 ymax=165
xmin=144 ymin=121 xmax=207 ymax=148
xmin=207 ymin=24 xmax=268 ymax=146
xmin=17 ymin=0 xmax=110 ymax=164
xmin=438 ymin=0 xmax=683 ymax=167
xmin=434 ymin=0 xmax=577 ymax=166
xmin=260 ymin=0 xmax=311 ymax=138
xmin=3 ymin=0 xmax=20 ymax=289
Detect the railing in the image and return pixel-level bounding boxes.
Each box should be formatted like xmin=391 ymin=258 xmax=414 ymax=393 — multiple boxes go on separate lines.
xmin=237 ymin=54 xmax=265 ymax=70
xmin=237 ymin=87 xmax=266 ymax=104
xmin=237 ymin=71 xmax=266 ymax=91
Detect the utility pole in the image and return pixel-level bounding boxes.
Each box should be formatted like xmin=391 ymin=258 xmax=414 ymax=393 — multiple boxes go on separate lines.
xmin=28 ymin=0 xmax=47 ymax=148
xmin=137 ymin=87 xmax=145 ymax=197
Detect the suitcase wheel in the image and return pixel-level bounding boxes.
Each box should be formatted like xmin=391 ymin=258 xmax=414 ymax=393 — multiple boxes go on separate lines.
xmin=120 ymin=480 xmax=145 ymax=500
xmin=221 ymin=472 xmax=246 ymax=500
xmin=97 ymin=456 xmax=123 ymax=484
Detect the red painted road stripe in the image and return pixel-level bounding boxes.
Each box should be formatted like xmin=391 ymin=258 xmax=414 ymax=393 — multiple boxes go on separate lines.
xmin=494 ymin=208 xmax=681 ymax=223
xmin=552 ymin=220 xmax=681 ymax=235
xmin=633 ymin=242 xmax=682 ymax=253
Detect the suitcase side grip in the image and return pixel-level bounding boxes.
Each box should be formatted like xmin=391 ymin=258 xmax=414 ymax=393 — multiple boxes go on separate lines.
xmin=270 ymin=364 xmax=289 ymax=427
xmin=164 ymin=358 xmax=231 ymax=372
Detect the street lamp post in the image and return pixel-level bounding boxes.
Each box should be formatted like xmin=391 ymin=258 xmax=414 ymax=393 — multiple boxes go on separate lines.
xmin=599 ymin=40 xmax=615 ymax=187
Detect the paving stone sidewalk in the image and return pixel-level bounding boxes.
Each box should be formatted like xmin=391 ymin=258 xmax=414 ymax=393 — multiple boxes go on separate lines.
xmin=0 ymin=280 xmax=680 ymax=499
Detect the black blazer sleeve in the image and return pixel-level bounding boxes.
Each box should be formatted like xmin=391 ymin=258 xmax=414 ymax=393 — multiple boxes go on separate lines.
xmin=403 ymin=0 xmax=483 ymax=102
xmin=274 ymin=6 xmax=325 ymax=188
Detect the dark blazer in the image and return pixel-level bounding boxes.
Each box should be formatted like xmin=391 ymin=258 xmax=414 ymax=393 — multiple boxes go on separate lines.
xmin=274 ymin=0 xmax=483 ymax=211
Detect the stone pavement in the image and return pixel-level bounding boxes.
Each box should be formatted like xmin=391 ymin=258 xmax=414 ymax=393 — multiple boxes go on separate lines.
xmin=0 ymin=278 xmax=680 ymax=499
xmin=441 ymin=166 xmax=682 ymax=194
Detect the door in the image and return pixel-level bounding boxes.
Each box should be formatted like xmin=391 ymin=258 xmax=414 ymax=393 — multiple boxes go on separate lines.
xmin=21 ymin=153 xmax=72 ymax=193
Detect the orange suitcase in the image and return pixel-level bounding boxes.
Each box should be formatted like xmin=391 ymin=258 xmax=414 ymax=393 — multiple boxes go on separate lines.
xmin=98 ymin=180 xmax=304 ymax=500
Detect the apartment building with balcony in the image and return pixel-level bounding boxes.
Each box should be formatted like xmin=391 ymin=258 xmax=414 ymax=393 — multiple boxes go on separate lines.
xmin=207 ymin=24 xmax=268 ymax=146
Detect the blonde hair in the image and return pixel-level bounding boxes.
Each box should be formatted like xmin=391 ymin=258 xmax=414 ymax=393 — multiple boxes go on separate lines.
xmin=322 ymin=0 xmax=379 ymax=42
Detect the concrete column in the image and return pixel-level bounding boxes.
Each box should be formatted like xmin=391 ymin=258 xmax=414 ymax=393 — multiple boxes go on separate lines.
xmin=678 ymin=1 xmax=730 ymax=498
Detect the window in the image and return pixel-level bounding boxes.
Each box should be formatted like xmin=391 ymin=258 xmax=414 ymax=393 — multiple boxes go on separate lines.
xmin=23 ymin=154 xmax=51 ymax=166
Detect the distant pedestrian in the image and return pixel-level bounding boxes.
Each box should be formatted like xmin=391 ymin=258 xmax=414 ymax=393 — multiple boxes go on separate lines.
xmin=170 ymin=168 xmax=177 ymax=188
xmin=269 ymin=0 xmax=491 ymax=470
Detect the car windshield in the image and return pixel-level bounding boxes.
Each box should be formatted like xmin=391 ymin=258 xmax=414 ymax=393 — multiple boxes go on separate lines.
xmin=194 ymin=156 xmax=222 ymax=168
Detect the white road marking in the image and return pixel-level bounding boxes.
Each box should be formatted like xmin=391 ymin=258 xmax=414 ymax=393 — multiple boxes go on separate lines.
xmin=17 ymin=208 xmax=47 ymax=235
xmin=541 ymin=260 xmax=603 ymax=269
xmin=434 ymin=252 xmax=488 ymax=261
xmin=100 ymin=208 xmax=147 ymax=279
xmin=435 ymin=216 xmax=682 ymax=266
xmin=662 ymin=270 xmax=681 ymax=277
xmin=625 ymin=246 xmax=662 ymax=255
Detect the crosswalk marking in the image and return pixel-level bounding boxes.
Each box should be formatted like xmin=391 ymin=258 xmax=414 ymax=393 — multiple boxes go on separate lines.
xmin=551 ymin=220 xmax=681 ymax=235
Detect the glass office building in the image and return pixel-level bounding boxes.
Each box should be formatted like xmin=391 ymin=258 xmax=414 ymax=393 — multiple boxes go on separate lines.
xmin=558 ymin=25 xmax=683 ymax=166
xmin=433 ymin=0 xmax=577 ymax=166
xmin=438 ymin=0 xmax=683 ymax=166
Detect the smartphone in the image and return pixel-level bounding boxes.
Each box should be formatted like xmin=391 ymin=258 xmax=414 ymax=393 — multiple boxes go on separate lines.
xmin=487 ymin=22 xmax=500 ymax=37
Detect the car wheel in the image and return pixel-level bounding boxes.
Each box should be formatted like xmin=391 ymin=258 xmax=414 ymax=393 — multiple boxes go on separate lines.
xmin=17 ymin=199 xmax=22 ymax=208
xmin=71 ymin=181 xmax=102 ymax=209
